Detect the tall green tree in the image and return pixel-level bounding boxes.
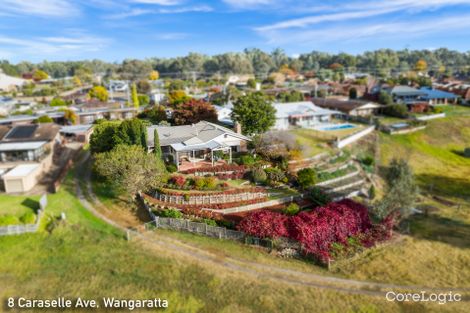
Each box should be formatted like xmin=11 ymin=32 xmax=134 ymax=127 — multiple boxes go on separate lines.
xmin=114 ymin=118 xmax=147 ymax=148
xmin=131 ymin=83 xmax=139 ymax=108
xmin=231 ymin=92 xmax=276 ymax=135
xmin=374 ymin=158 xmax=419 ymax=220
xmin=94 ymin=145 xmax=166 ymax=195
xmin=153 ymin=129 xmax=162 ymax=159
xmin=89 ymin=121 xmax=119 ymax=154
xmin=90 ymin=119 xmax=147 ymax=154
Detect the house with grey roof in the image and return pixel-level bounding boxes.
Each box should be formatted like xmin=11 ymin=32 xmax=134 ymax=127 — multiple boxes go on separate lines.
xmin=272 ymin=101 xmax=340 ymax=130
xmin=0 ymin=123 xmax=60 ymax=193
xmin=386 ymin=86 xmax=427 ymax=104
xmin=147 ymin=121 xmax=250 ymax=170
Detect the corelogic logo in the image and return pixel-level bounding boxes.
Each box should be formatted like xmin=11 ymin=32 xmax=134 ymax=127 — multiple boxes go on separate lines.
xmin=386 ymin=291 xmax=462 ymax=305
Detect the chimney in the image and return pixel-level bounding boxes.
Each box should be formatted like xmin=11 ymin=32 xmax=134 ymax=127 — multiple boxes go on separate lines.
xmin=234 ymin=122 xmax=242 ymax=134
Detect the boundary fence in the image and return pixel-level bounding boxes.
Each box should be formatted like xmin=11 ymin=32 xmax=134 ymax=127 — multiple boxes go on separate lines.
xmin=146 ymin=218 xmax=246 ymax=240
xmin=143 ymin=218 xmax=273 ymax=248
xmin=139 ymin=192 xmax=275 ymax=248
xmin=0 ymin=194 xmax=47 ymax=236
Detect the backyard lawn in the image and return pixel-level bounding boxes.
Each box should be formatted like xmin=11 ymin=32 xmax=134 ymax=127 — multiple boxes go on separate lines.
xmin=290 ymin=128 xmax=334 ymax=157
xmin=0 ymin=194 xmax=40 ymax=217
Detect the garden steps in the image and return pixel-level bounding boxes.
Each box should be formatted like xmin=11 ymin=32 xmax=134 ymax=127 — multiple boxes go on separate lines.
xmin=323 ymin=179 xmax=365 ymax=194
xmin=316 ymin=171 xmax=361 ymax=188
xmin=203 ymin=195 xmax=303 ymax=215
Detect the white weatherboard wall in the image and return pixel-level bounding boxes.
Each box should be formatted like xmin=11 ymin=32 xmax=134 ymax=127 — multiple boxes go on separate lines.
xmin=336 ymin=126 xmax=375 ymax=149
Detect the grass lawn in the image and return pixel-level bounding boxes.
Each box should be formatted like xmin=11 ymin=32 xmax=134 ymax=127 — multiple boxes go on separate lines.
xmin=0 ymin=194 xmax=40 ymax=219
xmin=339 ymin=114 xmax=470 ymax=289
xmin=2 ymin=170 xmax=455 ymax=313
xmin=290 ymin=128 xmax=334 ymax=157
xmin=439 ymin=104 xmax=470 ymax=117
xmin=379 ymin=115 xmax=470 ymax=203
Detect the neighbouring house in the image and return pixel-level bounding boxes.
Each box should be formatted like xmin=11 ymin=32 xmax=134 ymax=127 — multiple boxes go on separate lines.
xmin=60 ymin=124 xmax=94 ymax=143
xmin=272 ymin=101 xmax=340 ymax=130
xmin=0 ymin=96 xmax=17 ymax=116
xmin=435 ymin=83 xmax=470 ymax=103
xmin=75 ymin=107 xmax=139 ymax=124
xmin=385 ymin=86 xmax=427 ymax=104
xmin=150 ymin=89 xmax=166 ymax=103
xmin=0 ymin=123 xmax=60 ymax=193
xmin=107 ymin=80 xmax=129 ymax=92
xmin=312 ymin=98 xmax=381 ymax=117
xmin=419 ymin=87 xmax=459 ymax=105
xmin=147 ymin=121 xmax=250 ymax=171
xmin=213 ymin=102 xmax=234 ymax=126
xmin=0 ymin=105 xmax=140 ymax=126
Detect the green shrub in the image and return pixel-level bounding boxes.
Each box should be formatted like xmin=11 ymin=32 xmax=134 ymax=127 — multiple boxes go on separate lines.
xmin=240 ymin=155 xmax=255 ymax=165
xmin=283 ymin=203 xmax=300 ymax=216
xmin=360 ymin=154 xmax=375 ymax=167
xmin=431 ymin=106 xmax=444 ymax=114
xmin=20 ymin=212 xmax=36 ymax=224
xmin=0 ymin=215 xmax=20 ymax=226
xmin=166 ymin=164 xmax=177 ymax=173
xmin=203 ymin=176 xmax=218 ymax=190
xmin=251 ymin=166 xmax=267 ymax=184
xmin=158 ymin=208 xmax=183 ymax=218
xmin=193 ymin=177 xmax=206 ymax=190
xmin=308 ymin=187 xmax=331 ymax=206
xmin=265 ymin=167 xmax=287 ymax=184
xmin=297 ymin=168 xmax=317 ymax=189
xmin=35 ymin=115 xmax=53 ymax=123
xmin=383 ymin=104 xmax=408 ymax=118
xmin=369 ymin=185 xmax=376 ymax=200
xmin=464 ymin=148 xmax=470 ymax=158
xmin=200 ymin=218 xmax=218 ymax=227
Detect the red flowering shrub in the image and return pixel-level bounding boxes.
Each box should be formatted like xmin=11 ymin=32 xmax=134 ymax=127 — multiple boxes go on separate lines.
xmin=237 ymin=211 xmax=289 ymax=238
xmin=171 ymin=175 xmax=186 ymax=188
xmin=237 ymin=199 xmax=391 ymax=264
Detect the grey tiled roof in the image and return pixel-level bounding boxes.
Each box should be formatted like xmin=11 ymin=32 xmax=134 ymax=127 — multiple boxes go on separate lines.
xmin=147 ymin=121 xmax=249 ymax=148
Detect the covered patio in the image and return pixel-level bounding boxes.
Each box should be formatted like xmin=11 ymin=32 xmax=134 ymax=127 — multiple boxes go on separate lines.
xmin=170 ymin=140 xmax=233 ymax=171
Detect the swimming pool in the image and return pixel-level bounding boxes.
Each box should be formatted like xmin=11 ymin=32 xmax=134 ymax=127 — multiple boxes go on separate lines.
xmin=314 ymin=123 xmax=357 ymax=131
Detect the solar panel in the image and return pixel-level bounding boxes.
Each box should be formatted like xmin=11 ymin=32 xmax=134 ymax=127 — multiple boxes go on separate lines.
xmin=5 ymin=125 xmax=38 ymax=140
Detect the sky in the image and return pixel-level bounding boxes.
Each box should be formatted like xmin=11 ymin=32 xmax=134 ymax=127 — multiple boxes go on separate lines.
xmin=1 ymin=0 xmax=470 ymax=62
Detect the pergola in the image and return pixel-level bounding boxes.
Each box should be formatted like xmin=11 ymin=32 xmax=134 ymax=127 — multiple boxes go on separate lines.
xmin=170 ymin=140 xmax=232 ymax=170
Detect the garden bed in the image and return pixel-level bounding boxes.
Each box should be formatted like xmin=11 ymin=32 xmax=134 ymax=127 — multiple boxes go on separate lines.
xmin=143 ymin=193 xmax=269 ymax=211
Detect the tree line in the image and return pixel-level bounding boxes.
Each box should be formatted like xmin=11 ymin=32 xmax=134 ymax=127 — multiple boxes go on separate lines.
xmin=2 ymin=48 xmax=470 ymax=80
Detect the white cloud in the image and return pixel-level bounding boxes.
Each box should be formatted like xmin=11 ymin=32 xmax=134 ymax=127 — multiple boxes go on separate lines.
xmin=257 ymin=0 xmax=470 ymax=31
xmin=106 ymin=8 xmax=153 ymax=19
xmin=0 ymin=0 xmax=78 ymax=17
xmin=130 ymin=0 xmax=182 ymax=5
xmin=158 ymin=5 xmax=213 ymax=13
xmin=106 ymin=5 xmax=212 ymax=19
xmin=0 ymin=32 xmax=111 ymax=59
xmin=258 ymin=15 xmax=470 ymax=45
xmin=155 ymin=32 xmax=188 ymax=40
xmin=223 ymin=0 xmax=276 ymax=9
